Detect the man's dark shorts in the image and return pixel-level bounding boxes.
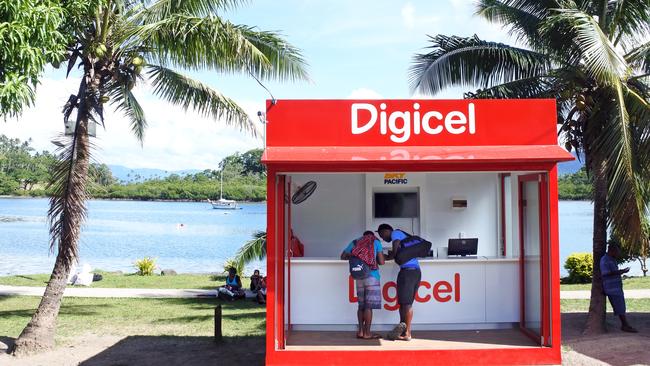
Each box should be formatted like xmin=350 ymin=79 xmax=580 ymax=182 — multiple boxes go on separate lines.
xmin=397 ymin=267 xmax=421 ymax=305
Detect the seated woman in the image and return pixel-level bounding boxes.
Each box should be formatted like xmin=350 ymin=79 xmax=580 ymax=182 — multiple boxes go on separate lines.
xmin=218 ymin=267 xmax=245 ymax=301
xmin=250 ymin=269 xmax=267 ymax=304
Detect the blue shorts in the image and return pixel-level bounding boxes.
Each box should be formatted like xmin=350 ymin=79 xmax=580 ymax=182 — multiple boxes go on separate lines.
xmin=356 ymin=277 xmax=381 ymax=310
xmin=606 ymin=293 xmax=626 ymax=315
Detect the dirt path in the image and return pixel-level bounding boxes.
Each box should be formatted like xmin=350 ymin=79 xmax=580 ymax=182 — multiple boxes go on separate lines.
xmin=2 ymin=313 xmax=649 ymax=365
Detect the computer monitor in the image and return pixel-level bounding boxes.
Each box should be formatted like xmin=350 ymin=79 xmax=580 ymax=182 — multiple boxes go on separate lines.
xmin=448 ymin=238 xmax=478 ymax=256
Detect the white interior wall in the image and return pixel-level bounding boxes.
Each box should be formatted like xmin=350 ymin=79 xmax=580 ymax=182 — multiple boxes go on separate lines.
xmin=290 ymin=174 xmax=366 ymax=257
xmin=290 ymin=172 xmax=504 ymax=257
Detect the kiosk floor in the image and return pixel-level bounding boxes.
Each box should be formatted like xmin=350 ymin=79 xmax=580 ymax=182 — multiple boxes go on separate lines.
xmin=286 ymin=328 xmax=537 ymax=350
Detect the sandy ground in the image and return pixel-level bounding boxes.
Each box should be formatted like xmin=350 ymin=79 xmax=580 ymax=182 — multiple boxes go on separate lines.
xmin=1 ymin=313 xmax=650 ymax=365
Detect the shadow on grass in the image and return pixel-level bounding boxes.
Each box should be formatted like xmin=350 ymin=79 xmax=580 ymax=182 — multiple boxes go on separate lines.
xmin=0 ymin=300 xmax=111 ymax=319
xmin=79 ymin=335 xmax=264 ymax=366
xmin=562 ymin=312 xmax=650 ymax=366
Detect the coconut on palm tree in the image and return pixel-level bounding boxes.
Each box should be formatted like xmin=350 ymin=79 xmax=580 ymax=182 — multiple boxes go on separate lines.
xmin=11 ymin=0 xmax=307 ymax=355
xmin=409 ymin=0 xmax=649 ymax=334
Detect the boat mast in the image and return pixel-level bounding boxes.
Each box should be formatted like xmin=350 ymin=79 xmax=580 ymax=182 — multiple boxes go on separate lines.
xmin=220 ymin=168 xmax=224 ymax=200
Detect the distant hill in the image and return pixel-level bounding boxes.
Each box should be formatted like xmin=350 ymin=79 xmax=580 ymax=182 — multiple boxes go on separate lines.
xmin=108 ymin=165 xmax=202 ymax=183
xmin=557 ymin=152 xmax=584 ymax=176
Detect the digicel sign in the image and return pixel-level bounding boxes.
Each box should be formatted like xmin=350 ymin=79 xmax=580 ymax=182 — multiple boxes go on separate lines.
xmin=348 ymin=273 xmax=461 ymax=311
xmin=265 ymin=99 xmax=558 ymax=147
xmin=352 ymin=103 xmax=476 ymax=143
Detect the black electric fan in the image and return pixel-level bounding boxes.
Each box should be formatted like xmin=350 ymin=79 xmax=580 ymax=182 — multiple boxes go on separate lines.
xmin=290 ymin=181 xmax=317 ymax=204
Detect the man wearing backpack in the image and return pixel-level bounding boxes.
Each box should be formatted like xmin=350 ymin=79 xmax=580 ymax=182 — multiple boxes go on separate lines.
xmin=341 ymin=230 xmax=385 ymax=339
xmin=378 ymin=223 xmax=421 ymax=341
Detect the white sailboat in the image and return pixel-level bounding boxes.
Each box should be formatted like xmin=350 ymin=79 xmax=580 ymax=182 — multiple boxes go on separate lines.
xmin=208 ymin=169 xmax=240 ymax=210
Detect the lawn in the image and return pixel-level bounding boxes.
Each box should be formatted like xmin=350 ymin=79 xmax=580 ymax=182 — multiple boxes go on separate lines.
xmin=0 ymin=272 xmax=249 ymax=289
xmin=0 ymin=295 xmax=264 ymax=343
xmin=561 ymin=298 xmax=650 ymax=312
xmin=560 ymin=276 xmax=650 ymax=291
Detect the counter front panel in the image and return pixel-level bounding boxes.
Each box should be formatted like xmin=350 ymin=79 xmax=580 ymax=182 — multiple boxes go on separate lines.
xmin=286 ymin=258 xmax=519 ymax=330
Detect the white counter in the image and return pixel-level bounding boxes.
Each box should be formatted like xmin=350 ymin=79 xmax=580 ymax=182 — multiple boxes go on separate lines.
xmin=285 ymin=257 xmax=520 ymax=331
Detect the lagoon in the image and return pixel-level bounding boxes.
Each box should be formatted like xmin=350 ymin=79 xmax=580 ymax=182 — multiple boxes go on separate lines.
xmin=0 ymin=198 xmax=615 ymax=276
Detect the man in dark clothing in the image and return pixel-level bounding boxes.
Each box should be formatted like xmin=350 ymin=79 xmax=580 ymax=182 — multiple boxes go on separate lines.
xmin=378 ymin=223 xmax=420 ymax=341
xmin=600 ymin=243 xmax=637 ymax=333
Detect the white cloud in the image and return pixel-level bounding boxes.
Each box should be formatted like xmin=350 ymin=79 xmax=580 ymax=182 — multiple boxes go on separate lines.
xmin=347 ymin=88 xmax=383 ymax=99
xmin=1 ymin=76 xmax=264 ymax=171
xmin=401 ymin=3 xmax=416 ymax=29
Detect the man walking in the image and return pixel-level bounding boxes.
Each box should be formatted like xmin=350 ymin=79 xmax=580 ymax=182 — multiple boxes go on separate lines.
xmin=378 ymin=223 xmax=420 ymax=341
xmin=341 ymin=231 xmax=385 ymax=339
xmin=600 ymin=243 xmax=637 ymax=333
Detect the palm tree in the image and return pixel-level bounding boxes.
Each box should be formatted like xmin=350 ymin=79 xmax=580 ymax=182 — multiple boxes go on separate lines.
xmin=12 ymin=0 xmax=307 ymax=355
xmin=409 ymin=0 xmax=649 ymax=334
xmin=234 ymin=230 xmax=267 ymax=269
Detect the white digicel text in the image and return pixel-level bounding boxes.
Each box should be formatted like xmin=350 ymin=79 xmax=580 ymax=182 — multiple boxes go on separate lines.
xmin=351 ymin=102 xmax=476 ymax=143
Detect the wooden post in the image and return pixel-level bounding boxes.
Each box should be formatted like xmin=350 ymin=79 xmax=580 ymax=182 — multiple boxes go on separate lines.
xmin=214 ymin=305 xmax=222 ymax=343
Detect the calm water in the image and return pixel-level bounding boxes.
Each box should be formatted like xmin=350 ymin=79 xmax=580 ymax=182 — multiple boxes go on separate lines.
xmin=0 ymin=198 xmax=266 ymax=276
xmin=0 ymin=198 xmax=626 ymax=276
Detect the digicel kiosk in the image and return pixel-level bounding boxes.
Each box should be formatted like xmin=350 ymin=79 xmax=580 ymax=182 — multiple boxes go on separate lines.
xmin=262 ymin=99 xmax=573 ymax=365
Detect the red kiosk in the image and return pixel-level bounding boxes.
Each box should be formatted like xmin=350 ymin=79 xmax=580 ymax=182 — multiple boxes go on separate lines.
xmin=262 ymin=99 xmax=573 ymax=365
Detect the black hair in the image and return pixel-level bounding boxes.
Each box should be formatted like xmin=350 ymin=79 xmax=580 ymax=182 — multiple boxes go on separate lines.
xmin=377 ymin=223 xmax=393 ymax=232
xmin=363 ymin=230 xmax=374 ymax=236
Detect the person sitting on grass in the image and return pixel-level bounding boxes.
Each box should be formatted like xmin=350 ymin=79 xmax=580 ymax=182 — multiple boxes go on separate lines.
xmin=600 ymin=243 xmax=638 ymax=333
xmin=250 ymin=269 xmax=267 ymax=304
xmin=218 ymin=267 xmax=245 ymax=301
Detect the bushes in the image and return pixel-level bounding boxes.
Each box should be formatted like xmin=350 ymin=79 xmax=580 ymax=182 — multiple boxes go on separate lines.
xmin=564 ymin=252 xmax=593 ymax=284
xmin=134 ymin=257 xmax=157 ymax=276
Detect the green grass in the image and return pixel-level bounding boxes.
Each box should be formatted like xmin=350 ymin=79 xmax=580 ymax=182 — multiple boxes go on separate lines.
xmin=560 ymin=276 xmax=650 ymax=291
xmin=0 ymin=295 xmax=264 ymax=343
xmin=561 ymin=298 xmax=650 ymax=313
xmin=0 ymin=272 xmax=252 ymax=289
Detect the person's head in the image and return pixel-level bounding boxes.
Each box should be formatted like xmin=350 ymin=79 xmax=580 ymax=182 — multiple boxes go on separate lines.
xmin=253 ymin=269 xmax=260 ymax=276
xmin=228 ymin=267 xmax=237 ymax=277
xmin=363 ymin=230 xmax=374 ymax=237
xmin=376 ymin=223 xmax=394 ymax=242
xmin=607 ymin=243 xmax=621 ymax=258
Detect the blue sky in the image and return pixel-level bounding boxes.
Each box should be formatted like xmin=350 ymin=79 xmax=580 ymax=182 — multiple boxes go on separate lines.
xmin=1 ymin=0 xmax=510 ymax=171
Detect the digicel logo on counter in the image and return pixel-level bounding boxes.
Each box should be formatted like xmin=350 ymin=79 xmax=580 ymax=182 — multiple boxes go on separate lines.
xmin=351 ymin=103 xmax=476 ymax=143
xmin=349 ymin=273 xmax=461 ymax=311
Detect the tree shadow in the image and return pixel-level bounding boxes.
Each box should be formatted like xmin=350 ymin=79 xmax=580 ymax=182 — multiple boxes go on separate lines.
xmin=563 ymin=312 xmax=650 ymax=366
xmin=79 ymin=335 xmax=264 ymax=366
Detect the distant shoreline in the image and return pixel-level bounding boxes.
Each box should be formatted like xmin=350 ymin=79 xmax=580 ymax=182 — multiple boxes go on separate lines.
xmin=0 ymin=195 xmax=266 ymax=203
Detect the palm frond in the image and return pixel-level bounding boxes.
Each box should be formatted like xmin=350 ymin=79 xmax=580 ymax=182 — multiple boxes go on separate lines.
xmin=625 ymin=40 xmax=650 ymax=74
xmin=475 ymin=0 xmax=548 ymax=46
xmin=588 ymin=89 xmax=646 ymax=253
xmin=47 ymin=128 xmax=92 ymax=268
xmin=136 ymin=15 xmax=257 ymax=70
xmin=236 ymin=26 xmax=309 ymax=82
xmin=542 ymin=8 xmax=631 ymax=85
xmin=466 ymin=75 xmax=555 ymax=99
xmin=147 ymin=65 xmax=256 ymax=135
xmin=108 ymin=85 xmax=148 ymax=145
xmin=409 ymin=34 xmax=551 ymax=96
xmin=137 ymin=0 xmax=247 ymax=22
xmin=234 ymin=230 xmax=266 ymax=269
xmin=606 ymin=0 xmax=650 ymax=46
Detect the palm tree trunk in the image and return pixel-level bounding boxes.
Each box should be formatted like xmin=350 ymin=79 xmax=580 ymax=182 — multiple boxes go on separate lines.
xmin=12 ymin=106 xmax=91 ymax=356
xmin=583 ymin=160 xmax=608 ymax=335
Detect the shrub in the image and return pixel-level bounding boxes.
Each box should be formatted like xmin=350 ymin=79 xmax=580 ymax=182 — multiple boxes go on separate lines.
xmin=222 ymin=258 xmax=243 ymax=276
xmin=134 ymin=257 xmax=157 ymax=276
xmin=564 ymin=252 xmax=593 ymax=284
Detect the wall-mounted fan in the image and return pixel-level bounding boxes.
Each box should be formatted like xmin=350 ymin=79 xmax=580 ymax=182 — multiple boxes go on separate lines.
xmin=289 ymin=181 xmax=317 ymax=204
